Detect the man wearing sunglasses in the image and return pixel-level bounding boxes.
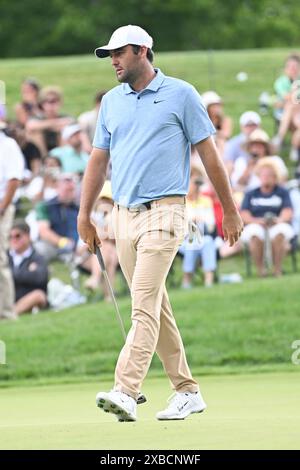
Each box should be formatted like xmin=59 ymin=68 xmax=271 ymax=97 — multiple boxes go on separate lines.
xmin=8 ymin=220 xmax=48 ymax=316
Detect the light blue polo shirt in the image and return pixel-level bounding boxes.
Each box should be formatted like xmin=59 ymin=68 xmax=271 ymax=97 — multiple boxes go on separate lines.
xmin=93 ymin=68 xmax=215 ymax=207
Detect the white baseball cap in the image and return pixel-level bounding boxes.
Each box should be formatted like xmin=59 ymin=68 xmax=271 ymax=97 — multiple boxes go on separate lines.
xmin=95 ymin=25 xmax=153 ymax=58
xmin=61 ymin=123 xmax=81 ymax=141
xmin=202 ymin=91 xmax=222 ymax=108
xmin=239 ymin=111 xmax=261 ymax=127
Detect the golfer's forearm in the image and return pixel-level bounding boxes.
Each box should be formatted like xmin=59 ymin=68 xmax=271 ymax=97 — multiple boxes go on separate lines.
xmin=79 ymin=148 xmax=109 ymax=218
xmin=196 ymin=137 xmax=236 ymax=214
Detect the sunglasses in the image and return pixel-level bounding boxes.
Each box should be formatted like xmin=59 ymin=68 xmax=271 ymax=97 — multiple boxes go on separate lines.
xmin=9 ymin=232 xmax=24 ymax=240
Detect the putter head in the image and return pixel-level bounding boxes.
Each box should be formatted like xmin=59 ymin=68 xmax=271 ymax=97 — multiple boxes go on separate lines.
xmin=137 ymin=393 xmax=147 ymax=405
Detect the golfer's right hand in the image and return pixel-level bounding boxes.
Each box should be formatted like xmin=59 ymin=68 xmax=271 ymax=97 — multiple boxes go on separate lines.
xmin=77 ymin=215 xmax=101 ymax=253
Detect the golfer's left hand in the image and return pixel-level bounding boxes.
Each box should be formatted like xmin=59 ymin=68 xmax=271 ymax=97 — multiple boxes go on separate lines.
xmin=222 ymin=211 xmax=244 ymax=247
xmin=77 ymin=214 xmax=101 ymax=253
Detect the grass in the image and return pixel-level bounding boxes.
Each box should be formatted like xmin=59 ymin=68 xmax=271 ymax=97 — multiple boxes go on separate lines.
xmin=0 ymin=273 xmax=299 ymax=385
xmin=0 ymin=47 xmax=295 ymax=136
xmin=0 ymin=372 xmax=299 ymax=449
xmin=1 ymin=49 xmax=300 ymax=450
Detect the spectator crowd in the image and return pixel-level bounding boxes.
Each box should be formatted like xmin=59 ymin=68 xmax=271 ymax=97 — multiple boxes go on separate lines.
xmin=1 ymin=53 xmax=300 ymax=319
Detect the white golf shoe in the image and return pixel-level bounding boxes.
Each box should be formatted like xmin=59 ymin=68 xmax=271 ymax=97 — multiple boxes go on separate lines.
xmin=96 ymin=390 xmax=137 ymax=422
xmin=156 ymin=391 xmax=207 ymax=420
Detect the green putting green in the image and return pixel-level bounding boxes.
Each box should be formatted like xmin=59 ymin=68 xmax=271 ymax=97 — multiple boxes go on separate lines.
xmin=0 ymin=372 xmax=299 ymax=449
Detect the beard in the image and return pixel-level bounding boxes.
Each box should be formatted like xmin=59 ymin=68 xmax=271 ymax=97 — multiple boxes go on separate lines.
xmin=116 ymin=67 xmax=139 ymax=85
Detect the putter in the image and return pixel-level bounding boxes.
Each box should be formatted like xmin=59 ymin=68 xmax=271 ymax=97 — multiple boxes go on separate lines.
xmin=95 ymin=244 xmax=147 ymax=405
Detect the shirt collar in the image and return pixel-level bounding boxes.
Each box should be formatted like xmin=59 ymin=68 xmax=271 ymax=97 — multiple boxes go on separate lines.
xmin=9 ymin=246 xmax=33 ymax=266
xmin=123 ymin=68 xmax=165 ymax=95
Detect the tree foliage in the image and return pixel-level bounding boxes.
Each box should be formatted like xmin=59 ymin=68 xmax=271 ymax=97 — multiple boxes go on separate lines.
xmin=0 ymin=0 xmax=299 ymax=57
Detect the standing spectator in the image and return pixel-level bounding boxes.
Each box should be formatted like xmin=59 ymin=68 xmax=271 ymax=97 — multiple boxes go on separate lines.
xmin=8 ymin=220 xmax=48 ymax=315
xmin=35 ymin=174 xmax=79 ymax=261
xmin=202 ymin=91 xmax=232 ymax=157
xmin=50 ymin=123 xmax=89 ymax=175
xmin=26 ymin=86 xmax=74 ymax=157
xmin=0 ymin=125 xmax=25 ymax=319
xmin=223 ymin=111 xmax=261 ymax=175
xmin=14 ymin=78 xmax=42 ymax=127
xmin=241 ymin=159 xmax=294 ymax=277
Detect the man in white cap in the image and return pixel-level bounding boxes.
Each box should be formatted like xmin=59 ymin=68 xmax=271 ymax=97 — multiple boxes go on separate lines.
xmin=223 ymin=111 xmax=261 ymax=175
xmin=50 ymin=123 xmax=89 ymax=175
xmin=78 ymin=25 xmax=243 ymax=422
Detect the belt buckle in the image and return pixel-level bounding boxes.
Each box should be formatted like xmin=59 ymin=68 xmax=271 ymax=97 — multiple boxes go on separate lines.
xmin=128 ymin=202 xmax=151 ymax=212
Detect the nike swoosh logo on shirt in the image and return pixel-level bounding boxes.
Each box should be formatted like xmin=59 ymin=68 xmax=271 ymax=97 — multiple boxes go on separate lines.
xmin=154 ymin=100 xmax=165 ymax=104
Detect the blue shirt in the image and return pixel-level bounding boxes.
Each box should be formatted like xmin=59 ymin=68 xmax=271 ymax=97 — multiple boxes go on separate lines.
xmin=93 ymin=68 xmax=215 ymax=207
xmin=223 ymin=133 xmax=250 ymax=163
xmin=241 ymin=186 xmax=292 ymax=218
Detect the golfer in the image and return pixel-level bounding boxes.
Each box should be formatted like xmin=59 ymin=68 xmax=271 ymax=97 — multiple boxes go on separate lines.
xmin=78 ymin=25 xmax=243 ymax=422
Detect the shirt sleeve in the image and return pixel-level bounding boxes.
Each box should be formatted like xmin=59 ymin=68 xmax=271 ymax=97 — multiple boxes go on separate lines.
xmin=3 ymin=139 xmax=25 ymax=180
xmin=281 ymin=188 xmax=292 ymax=209
xmin=274 ymin=76 xmax=291 ymax=99
xmin=181 ymin=85 xmax=216 ymax=145
xmin=241 ymin=191 xmax=252 ymax=211
xmin=92 ymin=100 xmax=111 ymax=150
xmin=35 ymin=201 xmax=50 ymax=221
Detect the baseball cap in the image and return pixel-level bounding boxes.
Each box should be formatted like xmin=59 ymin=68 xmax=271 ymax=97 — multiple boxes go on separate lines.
xmin=95 ymin=25 xmax=153 ymax=58
xmin=62 ymin=123 xmax=81 ymax=141
xmin=202 ymin=91 xmax=222 ymax=108
xmin=239 ymin=111 xmax=261 ymax=127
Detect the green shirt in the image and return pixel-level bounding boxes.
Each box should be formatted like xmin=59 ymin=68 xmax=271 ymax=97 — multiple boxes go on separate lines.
xmin=274 ymin=75 xmax=292 ymax=99
xmin=50 ymin=145 xmax=89 ymax=174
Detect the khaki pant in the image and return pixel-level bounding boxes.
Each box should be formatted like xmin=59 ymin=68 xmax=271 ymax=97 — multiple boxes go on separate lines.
xmin=0 ymin=204 xmax=15 ymax=317
xmin=112 ymin=199 xmax=199 ymax=400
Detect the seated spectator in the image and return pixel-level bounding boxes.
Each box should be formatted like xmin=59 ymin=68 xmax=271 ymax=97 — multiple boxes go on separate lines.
xmin=77 ymin=181 xmax=118 ymax=300
xmin=7 ymin=123 xmax=42 ymax=176
xmin=14 ymin=78 xmax=42 ymax=127
xmin=231 ymin=129 xmax=288 ymax=191
xmin=273 ymin=54 xmax=300 ymax=124
xmin=8 ymin=220 xmax=48 ymax=315
xmin=50 ymin=123 xmax=89 ymax=175
xmin=26 ymin=86 xmax=74 ymax=157
xmin=241 ymin=159 xmax=294 ymax=277
xmin=178 ymin=168 xmax=217 ymax=288
xmin=34 ymin=174 xmax=79 ymax=261
xmin=78 ymin=90 xmax=107 ymax=151
xmin=223 ymin=111 xmax=261 ymax=175
xmin=274 ymin=89 xmax=300 ymax=162
xmin=202 ymin=91 xmax=232 ymax=157
xmin=24 ymin=156 xmax=62 ymax=203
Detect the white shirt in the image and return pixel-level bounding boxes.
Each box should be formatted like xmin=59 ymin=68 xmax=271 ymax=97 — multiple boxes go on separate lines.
xmin=0 ymin=131 xmax=25 ymax=200
xmin=9 ymin=246 xmax=33 ymax=268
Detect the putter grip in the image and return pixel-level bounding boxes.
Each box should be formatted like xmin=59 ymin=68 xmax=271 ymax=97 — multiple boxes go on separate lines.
xmin=95 ymin=245 xmax=106 ymax=272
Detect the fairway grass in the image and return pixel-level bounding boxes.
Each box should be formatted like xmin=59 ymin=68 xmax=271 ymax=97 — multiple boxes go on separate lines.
xmin=0 ymin=372 xmax=299 ymax=450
